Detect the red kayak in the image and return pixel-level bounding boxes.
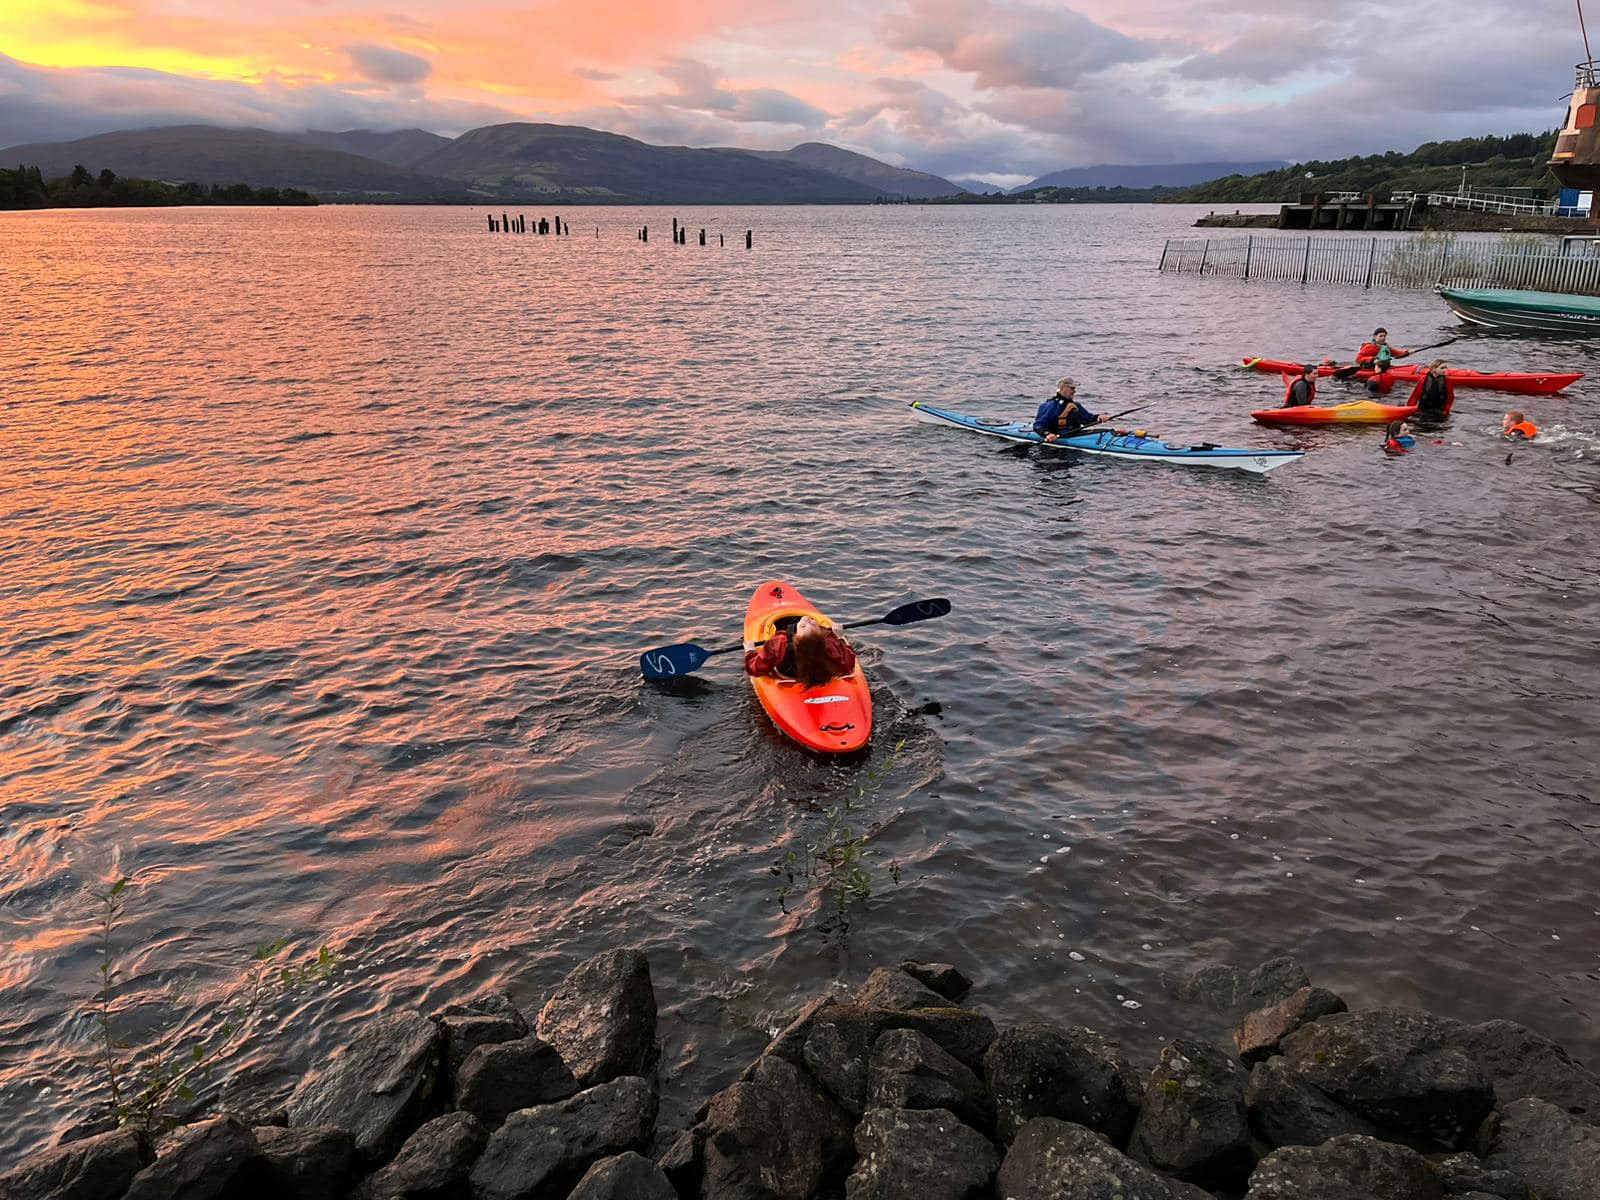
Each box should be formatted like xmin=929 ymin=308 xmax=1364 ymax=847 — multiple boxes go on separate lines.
xmin=1241 ymin=357 xmax=1582 ymax=395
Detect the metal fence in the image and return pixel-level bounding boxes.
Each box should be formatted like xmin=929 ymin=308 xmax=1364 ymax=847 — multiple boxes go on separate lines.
xmin=1158 ymin=235 xmax=1600 ymax=296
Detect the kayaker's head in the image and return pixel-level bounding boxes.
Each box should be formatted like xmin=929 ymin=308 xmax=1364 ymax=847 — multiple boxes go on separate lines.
xmin=1055 ymin=376 xmax=1077 ymax=401
xmin=1503 ymin=409 xmax=1524 ymax=433
xmin=1298 ymin=363 xmax=1316 ymax=379
xmin=792 ymin=618 xmax=834 ymax=688
xmin=1372 ymin=327 xmax=1388 ymax=343
xmin=1385 ymin=419 xmax=1404 ymax=440
xmin=1427 ymin=358 xmax=1447 ymax=375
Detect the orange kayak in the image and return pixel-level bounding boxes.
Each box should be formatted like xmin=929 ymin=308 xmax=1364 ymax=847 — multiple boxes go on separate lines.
xmin=743 ymin=582 xmax=871 ymax=753
xmin=1253 ymin=400 xmax=1417 ymax=426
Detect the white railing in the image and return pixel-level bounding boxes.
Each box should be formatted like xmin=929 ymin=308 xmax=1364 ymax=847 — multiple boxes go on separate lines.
xmin=1423 ymin=191 xmax=1557 ymax=216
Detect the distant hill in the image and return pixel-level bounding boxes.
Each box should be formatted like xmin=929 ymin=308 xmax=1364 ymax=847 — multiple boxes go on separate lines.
xmin=1170 ymin=133 xmax=1559 ymax=202
xmin=298 ymin=128 xmax=451 ymax=168
xmin=1015 ymin=161 xmax=1287 ymax=191
xmin=0 ymin=126 xmax=462 ymax=199
xmin=949 ymin=177 xmax=1009 ymax=195
xmin=410 ymin=122 xmax=883 ymax=202
xmin=738 ymin=142 xmax=963 ymax=198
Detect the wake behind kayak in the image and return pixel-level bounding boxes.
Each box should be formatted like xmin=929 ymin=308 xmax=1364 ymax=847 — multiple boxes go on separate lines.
xmin=910 ymin=402 xmax=1303 ymax=475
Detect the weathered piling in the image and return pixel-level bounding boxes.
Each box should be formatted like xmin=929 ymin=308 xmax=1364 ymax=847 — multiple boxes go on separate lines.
xmin=699 ymin=229 xmax=706 ymax=246
xmin=487 ymin=214 xmax=495 ymax=232
xmin=502 ymin=212 xmax=509 ymax=233
xmin=642 ymin=226 xmax=648 ymax=242
xmin=745 ymin=229 xmax=753 ymax=249
xmin=719 ymin=234 xmax=724 ymax=247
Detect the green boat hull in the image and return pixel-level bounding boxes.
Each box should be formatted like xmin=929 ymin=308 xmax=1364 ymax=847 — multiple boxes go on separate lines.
xmin=1440 ymin=286 xmax=1600 ymax=335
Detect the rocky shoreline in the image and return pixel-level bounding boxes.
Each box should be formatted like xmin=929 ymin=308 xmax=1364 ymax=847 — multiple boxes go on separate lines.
xmin=4 ymin=950 xmax=1598 ymax=1200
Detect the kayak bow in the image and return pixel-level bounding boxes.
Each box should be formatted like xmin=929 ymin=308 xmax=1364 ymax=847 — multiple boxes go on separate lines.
xmin=1241 ymin=356 xmax=1581 ymax=396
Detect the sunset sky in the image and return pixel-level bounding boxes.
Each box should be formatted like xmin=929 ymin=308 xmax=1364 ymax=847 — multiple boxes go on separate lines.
xmin=0 ymin=0 xmax=1584 ymax=184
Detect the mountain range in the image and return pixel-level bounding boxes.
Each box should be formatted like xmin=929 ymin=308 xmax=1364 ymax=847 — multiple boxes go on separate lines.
xmin=0 ymin=123 xmax=964 ymax=203
xmin=1013 ymin=161 xmax=1289 ymax=191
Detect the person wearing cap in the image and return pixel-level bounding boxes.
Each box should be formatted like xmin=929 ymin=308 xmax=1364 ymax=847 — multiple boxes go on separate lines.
xmin=1355 ymin=327 xmax=1412 ymax=371
xmin=1033 ymin=377 xmax=1106 ymax=441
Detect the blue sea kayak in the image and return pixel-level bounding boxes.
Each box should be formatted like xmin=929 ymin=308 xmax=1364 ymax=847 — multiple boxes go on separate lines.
xmin=910 ymin=402 xmax=1302 ymax=475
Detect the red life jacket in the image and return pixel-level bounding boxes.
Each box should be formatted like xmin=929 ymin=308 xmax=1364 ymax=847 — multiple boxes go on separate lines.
xmin=1406 ymin=371 xmax=1455 ymax=415
xmin=1357 ymin=341 xmax=1382 ymax=366
xmin=1282 ymin=375 xmax=1316 ymax=407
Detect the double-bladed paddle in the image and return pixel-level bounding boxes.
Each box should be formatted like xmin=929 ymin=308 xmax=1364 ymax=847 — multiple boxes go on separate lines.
xmin=1056 ymin=403 xmax=1157 ymax=437
xmin=1329 ymin=337 xmax=1458 ymax=381
xmin=639 ymin=597 xmax=952 ymax=679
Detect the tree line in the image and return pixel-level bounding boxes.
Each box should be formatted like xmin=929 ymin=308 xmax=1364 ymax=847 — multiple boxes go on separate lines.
xmin=1169 ymin=132 xmax=1562 ymax=203
xmin=0 ymin=164 xmax=317 ymax=210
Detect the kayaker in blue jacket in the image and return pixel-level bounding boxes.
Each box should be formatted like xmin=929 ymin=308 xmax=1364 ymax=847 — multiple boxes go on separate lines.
xmin=1034 ymin=378 xmax=1107 ymax=441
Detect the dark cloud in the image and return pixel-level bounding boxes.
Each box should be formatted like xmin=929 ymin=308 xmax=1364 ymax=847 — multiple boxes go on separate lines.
xmin=343 ymin=44 xmax=433 ymax=86
xmin=619 ymin=57 xmax=828 ymax=125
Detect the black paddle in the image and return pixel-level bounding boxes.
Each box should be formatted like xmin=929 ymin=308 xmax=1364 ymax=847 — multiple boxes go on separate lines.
xmin=1329 ymin=337 xmax=1458 ymax=381
xmin=1051 ymin=403 xmax=1156 ymax=437
xmin=639 ymin=598 xmax=952 ymax=680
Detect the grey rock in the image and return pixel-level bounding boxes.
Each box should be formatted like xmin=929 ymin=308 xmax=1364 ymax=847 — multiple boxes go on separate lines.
xmin=254 ymin=1125 xmax=356 ymax=1200
xmin=1449 ymin=1020 xmax=1600 ymax=1124
xmin=656 ymin=1128 xmax=704 ymax=1200
xmin=803 ymin=1004 xmax=996 ymax=1115
xmin=356 ymin=1112 xmax=486 ymax=1200
xmin=535 ymin=950 xmax=657 ymax=1088
xmin=1176 ymin=957 xmax=1311 ymax=1021
xmin=867 ymin=1028 xmax=993 ymax=1133
xmin=996 ymin=1117 xmax=1211 ymax=1200
xmin=1129 ymin=1039 xmax=1253 ymax=1189
xmin=443 ymin=1015 xmax=530 ymax=1088
xmin=1246 ymin=1057 xmax=1382 ymax=1150
xmin=982 ymin=1022 xmax=1141 ymax=1145
xmin=1279 ymin=1008 xmax=1494 ymax=1148
xmin=567 ymin=1152 xmax=676 ymax=1200
xmin=456 ymin=1038 xmax=578 ymax=1127
xmin=1481 ymin=1096 xmax=1600 ymax=1200
xmin=1236 ymin=987 xmax=1349 ymax=1065
xmin=897 ymin=962 xmax=973 ymax=1004
xmin=1244 ymin=1134 xmax=1444 ymax=1200
xmin=855 ymin=968 xmax=952 ymax=1012
xmin=0 ymin=1128 xmax=150 ymax=1200
xmin=437 ymin=993 xmax=524 ymax=1026
xmin=287 ymin=1010 xmax=443 ymax=1164
xmin=123 ymin=1115 xmax=271 ymax=1200
xmin=468 ymin=1075 xmax=658 ymax=1200
xmin=700 ymin=1055 xmax=853 ymax=1200
xmin=844 ymin=1108 xmax=997 ymax=1200
xmin=756 ymin=993 xmax=840 ymax=1067
xmin=1430 ymin=1151 xmax=1529 ymax=1200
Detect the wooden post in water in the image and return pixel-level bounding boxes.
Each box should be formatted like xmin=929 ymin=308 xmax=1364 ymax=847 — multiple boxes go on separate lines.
xmin=502 ymin=212 xmax=509 ymax=233
xmin=745 ymin=229 xmax=752 ymax=249
xmin=487 ymin=214 xmax=495 ymax=232
xmin=1197 ymin=238 xmax=1211 ymax=275
xmin=1301 ymin=237 xmax=1312 ymax=284
xmin=699 ymin=228 xmax=706 ymax=246
xmin=643 ymin=226 xmax=648 ymax=242
xmin=1243 ymin=235 xmax=1253 ymax=280
xmin=1364 ymin=237 xmax=1377 ymax=288
xmin=719 ymin=234 xmax=724 ymax=247
xmin=1157 ymin=239 xmax=1170 ymax=271
xmin=672 ymin=217 xmax=679 ymax=242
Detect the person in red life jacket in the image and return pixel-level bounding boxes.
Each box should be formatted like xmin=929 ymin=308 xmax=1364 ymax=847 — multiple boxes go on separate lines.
xmin=1282 ymin=363 xmax=1318 ymax=407
xmin=1502 ymin=410 xmax=1539 ymax=440
xmin=1356 ymin=327 xmax=1412 ymax=371
xmin=744 ymin=616 xmax=856 ymax=687
xmin=1408 ymin=360 xmax=1455 ymax=419
xmin=1033 ymin=377 xmax=1106 ymax=441
xmin=1383 ymin=419 xmax=1415 ymax=455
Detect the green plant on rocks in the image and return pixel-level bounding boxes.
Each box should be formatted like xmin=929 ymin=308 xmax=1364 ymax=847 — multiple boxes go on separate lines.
xmin=90 ymin=871 xmax=338 ymax=1136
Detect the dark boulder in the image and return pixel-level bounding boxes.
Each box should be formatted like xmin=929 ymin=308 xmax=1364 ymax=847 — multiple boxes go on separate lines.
xmin=1278 ymin=1008 xmax=1493 ymax=1148
xmin=1246 ymin=1057 xmax=1381 ymax=1150
xmin=0 ymin=1128 xmax=151 ymax=1200
xmin=567 ymin=1152 xmax=676 ymax=1200
xmin=1481 ymin=1096 xmax=1600 ymax=1200
xmin=1129 ymin=1039 xmax=1253 ymax=1189
xmin=254 ymin=1125 xmax=356 ymax=1200
xmin=1429 ymin=1151 xmax=1530 ymax=1200
xmin=455 ymin=1038 xmax=578 ymax=1127
xmin=287 ymin=1011 xmax=443 ymax=1164
xmin=803 ymin=1003 xmax=995 ymax=1116
xmin=437 ymin=994 xmax=524 ymax=1026
xmin=1175 ymin=957 xmax=1311 ymax=1022
xmin=656 ymin=1127 xmax=704 ymax=1199
xmin=355 ymin=1111 xmax=486 ymax=1199
xmin=535 ymin=950 xmax=657 ymax=1088
xmin=468 ymin=1075 xmax=656 ymax=1200
xmin=867 ymin=1028 xmax=993 ymax=1133
xmin=1236 ymin=987 xmax=1348 ymax=1065
xmin=897 ymin=962 xmax=973 ymax=1004
xmin=982 ymin=1022 xmax=1141 ymax=1145
xmin=855 ymin=968 xmax=950 ymax=1012
xmin=1448 ymin=1020 xmax=1600 ymax=1124
xmin=1244 ymin=1134 xmax=1444 ymax=1199
xmin=441 ymin=1014 xmax=530 ymax=1090
xmin=757 ymin=994 xmax=840 ymax=1067
xmin=123 ymin=1115 xmax=271 ymax=1200
xmin=699 ymin=1055 xmax=853 ymax=1200
xmin=844 ymin=1108 xmax=997 ymax=1200
xmin=995 ymin=1117 xmax=1211 ymax=1200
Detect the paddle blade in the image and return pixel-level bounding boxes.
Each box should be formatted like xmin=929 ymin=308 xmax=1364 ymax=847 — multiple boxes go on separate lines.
xmin=640 ymin=642 xmax=712 ymax=679
xmin=879 ymin=598 xmax=952 ymax=626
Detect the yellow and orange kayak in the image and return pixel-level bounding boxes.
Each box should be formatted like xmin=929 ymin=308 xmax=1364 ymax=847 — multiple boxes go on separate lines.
xmin=743 ymin=581 xmax=872 ymax=753
xmin=1252 ymin=399 xmax=1418 ymax=426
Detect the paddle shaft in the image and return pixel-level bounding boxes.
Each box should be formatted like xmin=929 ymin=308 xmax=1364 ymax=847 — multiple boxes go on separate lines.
xmin=1331 ymin=337 xmax=1458 ymax=379
xmin=1062 ymin=403 xmax=1156 ymax=436
xmin=704 ymin=608 xmax=928 ymax=656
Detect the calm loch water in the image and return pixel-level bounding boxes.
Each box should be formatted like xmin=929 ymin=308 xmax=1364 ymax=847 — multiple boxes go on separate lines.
xmin=2 ymin=202 xmax=1598 ymax=1162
